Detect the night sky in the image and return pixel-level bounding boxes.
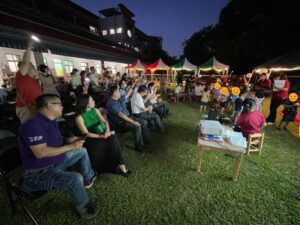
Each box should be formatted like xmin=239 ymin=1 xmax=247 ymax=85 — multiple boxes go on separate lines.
xmin=73 ymin=0 xmax=228 ymax=57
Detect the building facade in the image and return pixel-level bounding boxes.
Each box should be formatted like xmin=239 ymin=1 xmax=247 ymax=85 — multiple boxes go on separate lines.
xmin=0 ymin=0 xmax=162 ymax=87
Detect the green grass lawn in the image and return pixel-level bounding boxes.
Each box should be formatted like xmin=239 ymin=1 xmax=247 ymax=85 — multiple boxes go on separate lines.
xmin=1 ymin=102 xmax=300 ymax=225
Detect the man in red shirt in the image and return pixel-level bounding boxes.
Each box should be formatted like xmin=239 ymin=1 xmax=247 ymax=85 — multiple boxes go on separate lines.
xmin=16 ymin=39 xmax=43 ymax=123
xmin=257 ymin=73 xmax=272 ymax=91
xmin=266 ymin=73 xmax=290 ymax=124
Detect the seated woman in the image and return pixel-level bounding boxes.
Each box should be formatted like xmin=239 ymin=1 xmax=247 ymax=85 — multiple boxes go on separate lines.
xmin=236 ymin=98 xmax=266 ymax=138
xmin=75 ymin=94 xmax=131 ymax=177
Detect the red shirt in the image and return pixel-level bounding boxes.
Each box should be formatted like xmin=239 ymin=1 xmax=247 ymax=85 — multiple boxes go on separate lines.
xmin=16 ymin=71 xmax=43 ymax=108
xmin=272 ymin=80 xmax=290 ymax=99
xmin=259 ymin=78 xmax=272 ymax=90
xmin=236 ymin=111 xmax=265 ymax=137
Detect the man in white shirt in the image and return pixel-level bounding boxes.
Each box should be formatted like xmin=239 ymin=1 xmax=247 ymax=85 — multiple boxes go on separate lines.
xmin=131 ymin=85 xmax=164 ymax=133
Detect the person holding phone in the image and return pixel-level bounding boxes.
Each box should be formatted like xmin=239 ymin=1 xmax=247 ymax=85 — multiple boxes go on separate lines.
xmin=75 ymin=94 xmax=131 ymax=177
xmin=18 ymin=94 xmax=97 ymax=219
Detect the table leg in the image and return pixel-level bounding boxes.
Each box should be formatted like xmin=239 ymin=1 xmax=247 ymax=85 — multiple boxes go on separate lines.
xmin=196 ymin=145 xmax=203 ymax=172
xmin=232 ymin=153 xmax=243 ymax=181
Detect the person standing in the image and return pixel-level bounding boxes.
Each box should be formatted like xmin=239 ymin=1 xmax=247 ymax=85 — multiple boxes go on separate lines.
xmin=38 ymin=64 xmax=59 ymax=95
xmin=16 ymin=39 xmax=43 ymax=123
xmin=266 ymin=73 xmax=290 ymax=125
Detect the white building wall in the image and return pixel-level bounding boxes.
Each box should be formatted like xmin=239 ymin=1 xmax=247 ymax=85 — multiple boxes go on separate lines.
xmin=0 ymin=46 xmax=129 ymax=86
xmin=104 ymin=61 xmax=127 ymax=75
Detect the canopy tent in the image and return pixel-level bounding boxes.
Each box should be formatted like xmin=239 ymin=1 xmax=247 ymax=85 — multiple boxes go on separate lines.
xmin=172 ymin=58 xmax=197 ymax=71
xmin=171 ymin=57 xmax=197 ymax=81
xmin=128 ymin=59 xmax=146 ymax=70
xmin=145 ymin=58 xmax=170 ymax=70
xmin=254 ymin=51 xmax=300 ymax=73
xmin=198 ymin=57 xmax=229 ymax=74
xmin=127 ymin=59 xmax=146 ymax=76
xmin=145 ymin=58 xmax=170 ymax=80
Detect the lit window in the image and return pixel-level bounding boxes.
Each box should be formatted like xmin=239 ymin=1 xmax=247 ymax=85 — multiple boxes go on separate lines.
xmin=53 ymin=59 xmax=64 ymax=76
xmin=89 ymin=25 xmax=96 ymax=33
xmin=6 ymin=54 xmax=21 ymax=72
xmin=116 ymin=27 xmax=122 ymax=33
xmin=96 ymin=65 xmax=101 ymax=74
xmin=102 ymin=30 xmax=107 ymax=36
xmin=134 ymin=47 xmax=139 ymax=52
xmin=81 ymin=62 xmax=88 ymax=71
xmin=64 ymin=60 xmax=74 ymax=74
xmin=127 ymin=29 xmax=132 ymax=38
xmin=111 ymin=65 xmax=116 ymax=74
xmin=110 ymin=29 xmax=115 ymax=35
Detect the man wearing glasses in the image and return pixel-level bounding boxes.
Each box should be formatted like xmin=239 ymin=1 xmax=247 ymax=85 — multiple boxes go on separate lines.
xmin=18 ymin=94 xmax=97 ymax=219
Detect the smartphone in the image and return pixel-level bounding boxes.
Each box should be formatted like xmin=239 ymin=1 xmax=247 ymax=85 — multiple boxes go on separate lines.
xmin=80 ymin=133 xmax=88 ymax=140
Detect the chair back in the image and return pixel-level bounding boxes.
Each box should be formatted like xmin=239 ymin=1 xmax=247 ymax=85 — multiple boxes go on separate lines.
xmin=246 ymin=133 xmax=265 ymax=155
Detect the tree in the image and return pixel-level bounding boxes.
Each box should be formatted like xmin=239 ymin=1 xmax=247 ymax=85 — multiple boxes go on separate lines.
xmin=183 ymin=0 xmax=300 ymax=73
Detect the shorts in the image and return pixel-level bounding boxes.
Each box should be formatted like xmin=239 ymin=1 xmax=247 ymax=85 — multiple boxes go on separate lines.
xmin=200 ymin=101 xmax=208 ymax=106
xmin=282 ymin=112 xmax=296 ymax=122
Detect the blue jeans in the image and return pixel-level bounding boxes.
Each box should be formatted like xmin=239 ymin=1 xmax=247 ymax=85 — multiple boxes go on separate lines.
xmin=22 ymin=148 xmax=95 ymax=207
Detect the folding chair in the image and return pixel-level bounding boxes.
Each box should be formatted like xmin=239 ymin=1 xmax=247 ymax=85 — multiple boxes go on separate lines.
xmin=0 ymin=130 xmax=58 ymax=225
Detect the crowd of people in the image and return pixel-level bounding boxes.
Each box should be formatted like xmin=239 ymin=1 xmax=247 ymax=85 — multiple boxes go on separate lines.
xmin=8 ymin=40 xmax=171 ymax=219
xmin=0 ymin=39 xmax=299 ymax=220
xmin=172 ymin=71 xmax=298 ymax=138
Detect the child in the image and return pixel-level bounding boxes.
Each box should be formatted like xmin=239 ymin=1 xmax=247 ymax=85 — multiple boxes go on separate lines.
xmin=233 ymin=90 xmax=248 ymax=124
xmin=277 ymin=98 xmax=298 ymax=130
xmin=200 ymin=87 xmax=211 ymax=112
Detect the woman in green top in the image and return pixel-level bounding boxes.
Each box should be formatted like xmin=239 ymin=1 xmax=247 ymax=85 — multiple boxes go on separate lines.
xmin=75 ymin=94 xmax=131 ymax=176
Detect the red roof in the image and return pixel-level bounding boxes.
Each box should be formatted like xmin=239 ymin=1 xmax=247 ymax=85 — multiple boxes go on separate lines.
xmin=145 ymin=58 xmax=169 ymax=70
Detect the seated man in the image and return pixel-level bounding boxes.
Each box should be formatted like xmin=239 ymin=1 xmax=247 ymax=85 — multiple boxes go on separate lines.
xmin=131 ymin=85 xmax=164 ymax=133
xmin=18 ymin=94 xmax=97 ymax=219
xmin=107 ymin=85 xmax=150 ymax=152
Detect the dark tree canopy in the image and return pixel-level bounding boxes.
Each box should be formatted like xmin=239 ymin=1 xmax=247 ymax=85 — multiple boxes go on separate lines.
xmin=183 ymin=0 xmax=300 ymax=73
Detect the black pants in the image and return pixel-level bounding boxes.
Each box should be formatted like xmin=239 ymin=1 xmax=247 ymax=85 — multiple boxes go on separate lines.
xmin=84 ymin=135 xmax=124 ymax=173
xmin=266 ymin=98 xmax=285 ymax=123
xmin=115 ymin=117 xmax=149 ymax=151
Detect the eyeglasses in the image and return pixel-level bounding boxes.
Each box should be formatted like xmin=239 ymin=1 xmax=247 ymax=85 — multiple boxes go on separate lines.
xmin=49 ymin=102 xmax=62 ymax=106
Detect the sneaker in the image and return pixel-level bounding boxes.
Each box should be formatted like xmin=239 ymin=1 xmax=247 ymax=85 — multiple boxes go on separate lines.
xmin=84 ymin=174 xmax=97 ymax=189
xmin=76 ymin=201 xmax=98 ymax=220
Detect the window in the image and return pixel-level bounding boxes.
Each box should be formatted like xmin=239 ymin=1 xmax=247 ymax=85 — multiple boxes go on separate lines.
xmin=109 ymin=29 xmax=115 ymax=35
xmin=116 ymin=27 xmax=122 ymax=34
xmin=53 ymin=59 xmax=64 ymax=76
xmin=96 ymin=65 xmax=101 ymax=74
xmin=81 ymin=62 xmax=88 ymax=71
xmin=6 ymin=54 xmax=21 ymax=72
xmin=102 ymin=30 xmax=107 ymax=36
xmin=43 ymin=58 xmax=48 ymax=65
xmin=64 ymin=60 xmax=74 ymax=74
xmin=89 ymin=25 xmax=96 ymax=33
xmin=127 ymin=29 xmax=132 ymax=38
xmin=111 ymin=65 xmax=116 ymax=74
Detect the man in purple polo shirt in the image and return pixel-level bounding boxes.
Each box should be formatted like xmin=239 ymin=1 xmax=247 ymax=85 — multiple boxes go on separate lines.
xmin=19 ymin=94 xmax=97 ymax=219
